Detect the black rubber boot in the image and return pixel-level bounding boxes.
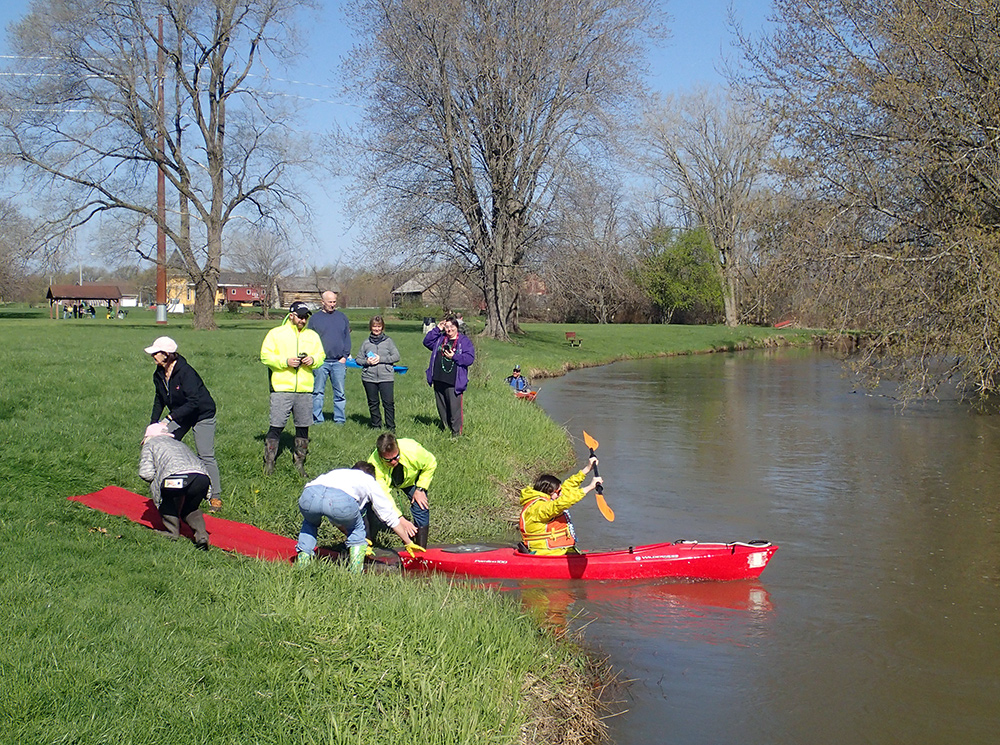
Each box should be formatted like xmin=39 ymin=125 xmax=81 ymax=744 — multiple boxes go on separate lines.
xmin=263 ymin=436 xmax=279 ymax=475
xmin=185 ymin=509 xmax=210 ymax=550
xmin=415 ymin=525 xmax=429 ymax=549
xmin=293 ymin=436 xmax=309 ymax=478
xmin=160 ymin=514 xmax=181 ymax=540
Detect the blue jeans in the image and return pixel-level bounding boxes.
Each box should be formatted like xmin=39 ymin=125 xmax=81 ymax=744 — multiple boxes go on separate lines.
xmin=313 ymin=359 xmax=346 ymax=423
xmin=296 ymin=485 xmax=366 ymax=555
xmin=404 ymin=485 xmax=430 ymax=528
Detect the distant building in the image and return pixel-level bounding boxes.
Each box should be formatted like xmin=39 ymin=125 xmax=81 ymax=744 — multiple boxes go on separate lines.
xmin=276 ymin=275 xmax=337 ymax=309
xmin=46 ymin=284 xmax=123 ymax=319
xmin=391 ymin=269 xmax=482 ymax=310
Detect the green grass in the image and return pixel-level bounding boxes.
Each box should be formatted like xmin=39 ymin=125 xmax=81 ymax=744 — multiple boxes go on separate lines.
xmin=0 ymin=305 xmax=817 ymax=743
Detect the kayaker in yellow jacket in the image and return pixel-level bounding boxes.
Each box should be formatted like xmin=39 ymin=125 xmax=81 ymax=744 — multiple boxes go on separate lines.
xmin=260 ymin=302 xmax=326 ymax=476
xmin=367 ymin=432 xmax=437 ymax=548
xmin=519 ymin=456 xmax=602 ymax=556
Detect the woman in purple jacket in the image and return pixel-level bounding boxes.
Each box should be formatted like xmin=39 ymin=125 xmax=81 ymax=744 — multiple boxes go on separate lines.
xmin=423 ymin=316 xmax=475 ymax=435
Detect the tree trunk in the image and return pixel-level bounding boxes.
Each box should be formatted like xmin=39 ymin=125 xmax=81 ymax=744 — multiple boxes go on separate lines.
xmin=482 ymin=259 xmax=520 ymax=340
xmin=192 ymin=273 xmax=218 ymax=330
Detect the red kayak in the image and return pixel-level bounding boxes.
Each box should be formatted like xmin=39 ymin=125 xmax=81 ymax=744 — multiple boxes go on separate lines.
xmin=514 ymin=389 xmax=538 ymax=401
xmin=398 ymin=540 xmax=778 ymax=581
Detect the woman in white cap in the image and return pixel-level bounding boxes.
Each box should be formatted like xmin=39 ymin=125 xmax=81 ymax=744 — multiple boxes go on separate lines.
xmin=145 ymin=336 xmax=222 ymax=512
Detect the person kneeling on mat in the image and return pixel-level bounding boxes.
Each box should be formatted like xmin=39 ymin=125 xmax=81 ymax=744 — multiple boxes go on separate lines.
xmin=138 ymin=421 xmax=211 ymax=551
xmin=295 ymin=461 xmax=424 ymax=571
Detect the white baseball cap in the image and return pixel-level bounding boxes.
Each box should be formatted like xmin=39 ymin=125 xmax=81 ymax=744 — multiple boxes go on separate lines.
xmin=144 ymin=336 xmax=178 ymax=355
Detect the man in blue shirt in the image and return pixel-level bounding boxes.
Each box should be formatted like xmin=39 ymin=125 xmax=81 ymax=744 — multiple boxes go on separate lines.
xmin=307 ymin=290 xmax=351 ymax=424
xmin=505 ymin=365 xmax=530 ymax=392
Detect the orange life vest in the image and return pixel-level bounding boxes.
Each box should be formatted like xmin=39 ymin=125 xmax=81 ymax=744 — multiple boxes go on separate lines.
xmin=519 ymin=497 xmax=575 ymax=552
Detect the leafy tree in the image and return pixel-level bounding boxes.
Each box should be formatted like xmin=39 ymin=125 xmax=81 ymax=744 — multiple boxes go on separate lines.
xmin=741 ymin=0 xmax=1000 ymax=399
xmin=0 ymin=0 xmax=313 ymax=329
xmin=344 ymin=0 xmax=662 ymax=340
xmin=635 ymin=226 xmax=722 ymax=323
xmin=641 ymin=88 xmax=773 ymax=327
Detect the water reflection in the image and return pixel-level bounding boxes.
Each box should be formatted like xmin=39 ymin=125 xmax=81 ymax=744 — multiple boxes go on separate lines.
xmin=517 ymin=578 xmax=774 ymax=644
xmin=531 ymin=349 xmax=1000 ymax=745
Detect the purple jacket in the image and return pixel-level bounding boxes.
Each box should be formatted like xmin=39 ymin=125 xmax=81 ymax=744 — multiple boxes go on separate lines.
xmin=424 ymin=327 xmax=475 ymax=393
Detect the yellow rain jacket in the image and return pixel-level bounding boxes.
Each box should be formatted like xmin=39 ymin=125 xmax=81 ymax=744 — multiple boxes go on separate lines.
xmin=518 ymin=470 xmax=588 ymax=556
xmin=260 ymin=315 xmax=326 ymax=393
xmin=368 ymin=438 xmax=437 ymax=499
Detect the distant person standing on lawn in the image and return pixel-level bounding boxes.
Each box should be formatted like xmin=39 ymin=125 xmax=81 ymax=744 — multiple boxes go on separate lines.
xmin=260 ymin=302 xmax=326 ymax=476
xmin=423 ymin=316 xmax=475 ymax=435
xmin=308 ymin=290 xmax=351 ymax=425
xmin=138 ymin=422 xmax=211 ymax=551
xmin=356 ymin=315 xmax=400 ymax=431
xmin=145 ymin=335 xmax=222 ymax=513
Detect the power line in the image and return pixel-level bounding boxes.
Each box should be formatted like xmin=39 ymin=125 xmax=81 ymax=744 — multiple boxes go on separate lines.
xmin=0 ymin=56 xmax=363 ymax=109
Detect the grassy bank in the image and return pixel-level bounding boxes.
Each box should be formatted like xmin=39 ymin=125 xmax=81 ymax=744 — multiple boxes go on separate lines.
xmin=0 ymin=306 xmax=816 ymax=743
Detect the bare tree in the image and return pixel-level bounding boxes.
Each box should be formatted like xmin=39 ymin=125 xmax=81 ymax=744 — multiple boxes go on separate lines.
xmin=541 ymin=179 xmax=644 ymax=323
xmin=0 ymin=0 xmax=313 ymax=329
xmin=228 ymin=228 xmax=293 ymax=318
xmin=740 ymin=0 xmax=1000 ymax=400
xmin=0 ymin=198 xmax=37 ymax=301
xmin=641 ymin=87 xmax=774 ymax=327
xmin=344 ymin=0 xmax=662 ymax=340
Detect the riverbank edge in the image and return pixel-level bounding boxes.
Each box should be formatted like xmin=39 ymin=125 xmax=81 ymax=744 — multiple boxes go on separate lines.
xmin=510 ymin=330 xmax=826 ymax=744
xmin=528 ymin=330 xmax=830 ymax=381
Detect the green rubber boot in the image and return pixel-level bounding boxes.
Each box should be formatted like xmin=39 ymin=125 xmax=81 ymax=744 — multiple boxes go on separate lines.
xmin=347 ymin=544 xmax=366 ymax=573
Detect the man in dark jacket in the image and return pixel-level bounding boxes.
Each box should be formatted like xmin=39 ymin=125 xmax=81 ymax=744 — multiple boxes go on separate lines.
xmin=308 ymin=291 xmax=351 ymax=424
xmin=146 ymin=336 xmax=222 ymax=511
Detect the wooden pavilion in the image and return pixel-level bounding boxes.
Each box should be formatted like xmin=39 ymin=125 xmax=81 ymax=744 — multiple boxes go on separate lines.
xmin=46 ymin=284 xmax=124 ymax=319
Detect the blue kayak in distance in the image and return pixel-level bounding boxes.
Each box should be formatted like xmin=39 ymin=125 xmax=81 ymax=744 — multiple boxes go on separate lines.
xmin=346 ymin=358 xmax=408 ymax=374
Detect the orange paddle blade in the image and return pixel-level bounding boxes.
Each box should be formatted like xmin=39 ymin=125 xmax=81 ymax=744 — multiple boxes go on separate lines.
xmin=583 ymin=430 xmax=599 ymax=451
xmin=596 ymin=492 xmax=615 ymax=522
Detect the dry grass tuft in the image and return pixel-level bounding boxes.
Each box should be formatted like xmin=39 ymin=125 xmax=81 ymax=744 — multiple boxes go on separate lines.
xmin=519 ymin=657 xmax=622 ymax=745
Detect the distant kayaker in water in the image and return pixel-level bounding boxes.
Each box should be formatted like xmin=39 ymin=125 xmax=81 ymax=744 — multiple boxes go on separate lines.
xmin=518 ymin=457 xmax=602 ymax=555
xmin=505 ymin=365 xmax=531 ymax=393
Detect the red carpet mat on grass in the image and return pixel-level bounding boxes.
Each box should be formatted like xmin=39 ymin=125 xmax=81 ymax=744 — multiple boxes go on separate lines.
xmin=69 ymin=485 xmax=297 ymax=563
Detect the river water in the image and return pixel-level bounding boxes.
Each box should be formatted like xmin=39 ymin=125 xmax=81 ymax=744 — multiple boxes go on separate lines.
xmin=526 ymin=348 xmax=1000 ymax=745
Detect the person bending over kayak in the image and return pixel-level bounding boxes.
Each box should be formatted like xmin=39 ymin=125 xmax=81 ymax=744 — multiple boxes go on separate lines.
xmin=295 ymin=461 xmax=424 ymax=571
xmin=519 ymin=456 xmax=602 ymax=555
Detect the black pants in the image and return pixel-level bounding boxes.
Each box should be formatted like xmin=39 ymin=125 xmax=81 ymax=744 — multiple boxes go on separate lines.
xmin=432 ymin=381 xmax=463 ymax=435
xmin=363 ymin=380 xmax=395 ymax=430
xmin=160 ymin=473 xmax=210 ymax=518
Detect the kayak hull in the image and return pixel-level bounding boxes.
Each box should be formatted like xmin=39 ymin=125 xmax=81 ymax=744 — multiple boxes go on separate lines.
xmin=399 ymin=540 xmax=778 ymax=581
xmin=514 ymin=389 xmax=537 ymax=401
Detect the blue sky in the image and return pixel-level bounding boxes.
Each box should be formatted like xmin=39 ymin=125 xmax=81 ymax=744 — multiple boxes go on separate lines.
xmin=0 ymin=1 xmax=772 ymax=267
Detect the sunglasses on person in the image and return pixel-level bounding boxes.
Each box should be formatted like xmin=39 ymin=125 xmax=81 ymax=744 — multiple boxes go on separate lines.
xmin=380 ymin=452 xmax=401 ymax=463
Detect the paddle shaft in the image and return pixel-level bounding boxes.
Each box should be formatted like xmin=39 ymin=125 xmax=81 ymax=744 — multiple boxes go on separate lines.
xmin=588 ymin=447 xmax=603 ymax=494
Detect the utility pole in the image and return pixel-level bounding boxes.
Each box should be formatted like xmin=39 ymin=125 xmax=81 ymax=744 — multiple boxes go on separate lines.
xmin=155 ymin=14 xmax=168 ymax=325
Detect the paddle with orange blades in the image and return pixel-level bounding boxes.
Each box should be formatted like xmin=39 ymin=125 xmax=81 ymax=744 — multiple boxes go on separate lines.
xmin=583 ymin=430 xmax=614 ymax=522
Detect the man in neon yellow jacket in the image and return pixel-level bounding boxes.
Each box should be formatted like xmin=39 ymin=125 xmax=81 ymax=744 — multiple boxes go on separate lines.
xmin=367 ymin=432 xmax=437 ymax=548
xmin=519 ymin=457 xmax=602 ymax=556
xmin=260 ymin=301 xmax=325 ymax=476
